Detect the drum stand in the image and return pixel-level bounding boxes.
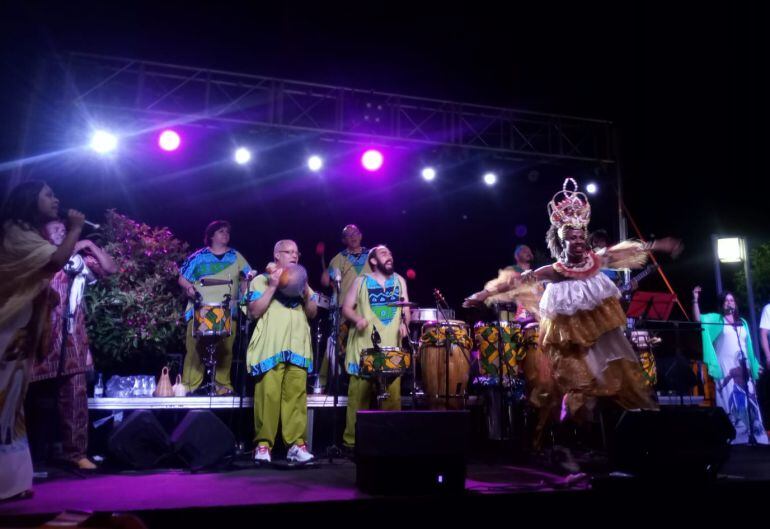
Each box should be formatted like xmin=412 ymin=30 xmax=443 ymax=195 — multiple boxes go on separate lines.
xmin=491 ymin=304 xmax=514 ymax=441
xmin=434 ymin=299 xmax=467 ymax=409
xmin=401 ymin=309 xmax=423 ymax=407
xmin=195 ymin=336 xmax=222 ymax=397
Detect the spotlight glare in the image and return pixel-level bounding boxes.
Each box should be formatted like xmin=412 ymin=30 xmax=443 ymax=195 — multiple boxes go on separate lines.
xmin=361 ymin=149 xmax=384 ymax=171
xmin=483 ymin=172 xmax=497 ymax=186
xmin=586 ymin=182 xmax=598 ymax=194
xmin=158 ymin=130 xmax=181 ymax=151
xmin=234 ymin=147 xmax=252 ymax=165
xmin=307 ymin=155 xmax=324 ymax=172
xmin=421 ymin=167 xmax=436 ymax=181
xmin=90 ymin=130 xmax=118 ymax=154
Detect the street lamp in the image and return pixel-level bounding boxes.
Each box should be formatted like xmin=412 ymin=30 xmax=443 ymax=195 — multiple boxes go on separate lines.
xmin=712 ymin=234 xmax=759 ymax=351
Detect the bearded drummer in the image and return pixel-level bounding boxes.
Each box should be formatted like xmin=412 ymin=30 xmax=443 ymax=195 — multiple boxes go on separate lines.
xmin=341 ymin=245 xmax=410 ymax=449
xmin=178 ymin=220 xmax=253 ymax=396
xmin=245 ymin=239 xmax=317 ymax=464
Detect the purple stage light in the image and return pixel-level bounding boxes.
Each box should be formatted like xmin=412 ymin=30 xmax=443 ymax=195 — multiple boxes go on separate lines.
xmin=158 ymin=130 xmax=181 ymax=151
xmin=361 ymin=149 xmax=384 ymax=171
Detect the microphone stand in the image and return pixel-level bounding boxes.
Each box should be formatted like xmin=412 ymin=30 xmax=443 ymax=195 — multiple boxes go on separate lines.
xmin=232 ymin=274 xmax=252 ymax=454
xmin=732 ymin=318 xmax=758 ymax=445
xmin=326 ymin=275 xmax=344 ymax=461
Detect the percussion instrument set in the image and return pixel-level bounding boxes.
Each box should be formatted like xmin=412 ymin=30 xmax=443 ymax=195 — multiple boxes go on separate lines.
xmin=191 ymin=276 xmax=234 ymax=396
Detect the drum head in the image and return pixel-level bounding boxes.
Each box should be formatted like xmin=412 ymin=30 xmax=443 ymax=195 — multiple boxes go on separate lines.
xmin=278 ymin=264 xmax=308 ymax=298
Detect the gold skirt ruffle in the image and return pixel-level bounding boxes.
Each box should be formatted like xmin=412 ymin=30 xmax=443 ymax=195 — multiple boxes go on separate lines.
xmin=540 ymin=296 xmax=627 ymax=350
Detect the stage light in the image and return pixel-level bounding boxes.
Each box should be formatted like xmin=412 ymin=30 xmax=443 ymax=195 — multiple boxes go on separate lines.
xmin=483 ymin=172 xmax=497 ymax=186
xmin=361 ymin=149 xmax=384 ymax=171
xmin=421 ymin=167 xmax=436 ymax=181
xmin=158 ymin=130 xmax=181 ymax=151
xmin=586 ymin=182 xmax=598 ymax=194
xmin=234 ymin=147 xmax=252 ymax=165
xmin=717 ymin=237 xmax=745 ymax=263
xmin=308 ymin=155 xmax=324 ymax=172
xmin=90 ymin=130 xmax=118 ymax=154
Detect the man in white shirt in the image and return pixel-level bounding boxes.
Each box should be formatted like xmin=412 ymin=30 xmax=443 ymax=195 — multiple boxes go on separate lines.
xmin=760 ymin=303 xmax=770 ymax=368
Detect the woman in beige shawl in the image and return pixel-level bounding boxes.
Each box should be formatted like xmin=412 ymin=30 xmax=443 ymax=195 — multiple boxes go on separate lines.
xmin=0 ymin=181 xmax=84 ymax=501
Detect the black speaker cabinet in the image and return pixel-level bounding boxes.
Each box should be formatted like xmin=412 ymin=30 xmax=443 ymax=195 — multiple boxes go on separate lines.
xmin=355 ymin=410 xmax=470 ymax=494
xmin=612 ymin=407 xmax=735 ymax=480
xmin=170 ymin=410 xmax=235 ymax=470
xmin=107 ymin=410 xmax=172 ymax=469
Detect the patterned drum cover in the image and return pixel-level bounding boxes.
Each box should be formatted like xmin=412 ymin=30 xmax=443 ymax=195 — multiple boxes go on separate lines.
xmin=419 ymin=320 xmax=473 ymax=349
xmin=637 ymin=350 xmax=657 ymax=387
xmin=628 ymin=331 xmax=657 ymax=387
xmin=193 ymin=303 xmax=232 ymax=337
xmin=359 ymin=346 xmax=411 ymax=378
xmin=337 ymin=319 xmax=351 ymax=357
xmin=474 ymin=321 xmax=526 ymax=377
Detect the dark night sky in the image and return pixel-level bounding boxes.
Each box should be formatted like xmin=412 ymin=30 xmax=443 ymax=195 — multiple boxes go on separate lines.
xmin=1 ymin=1 xmax=767 ymax=314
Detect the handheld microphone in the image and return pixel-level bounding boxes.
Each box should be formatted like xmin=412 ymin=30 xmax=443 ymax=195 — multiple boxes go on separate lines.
xmin=60 ymin=207 xmax=100 ymax=229
xmin=333 ymin=270 xmax=342 ymax=291
xmin=200 ymin=277 xmax=234 ymax=287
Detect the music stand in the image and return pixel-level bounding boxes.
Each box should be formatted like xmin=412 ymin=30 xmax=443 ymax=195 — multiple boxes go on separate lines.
xmin=627 ymin=291 xmax=676 ymax=321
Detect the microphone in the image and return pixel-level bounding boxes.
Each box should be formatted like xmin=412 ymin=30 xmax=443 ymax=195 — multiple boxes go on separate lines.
xmin=371 ymin=325 xmax=381 ymax=347
xmin=60 ymin=207 xmax=100 ymax=229
xmin=200 ymin=277 xmax=234 ymax=286
xmin=333 ymin=270 xmax=342 ymax=292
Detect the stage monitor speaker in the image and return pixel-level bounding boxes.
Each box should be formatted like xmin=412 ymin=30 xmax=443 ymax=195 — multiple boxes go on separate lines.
xmin=612 ymin=407 xmax=735 ymax=480
xmin=107 ymin=410 xmax=172 ymax=469
xmin=171 ymin=410 xmax=235 ymax=470
xmin=355 ymin=410 xmax=469 ymax=494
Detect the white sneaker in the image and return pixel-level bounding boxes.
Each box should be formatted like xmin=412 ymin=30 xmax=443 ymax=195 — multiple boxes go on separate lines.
xmin=254 ymin=445 xmax=271 ymax=464
xmin=287 ymin=444 xmax=314 ymax=464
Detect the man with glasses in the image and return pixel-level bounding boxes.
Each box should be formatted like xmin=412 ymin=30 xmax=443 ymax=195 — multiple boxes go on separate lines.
xmin=246 ymin=240 xmax=318 ymax=464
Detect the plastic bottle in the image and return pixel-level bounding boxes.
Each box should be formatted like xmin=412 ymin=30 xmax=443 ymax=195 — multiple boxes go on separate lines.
xmin=94 ymin=373 xmax=104 ymax=398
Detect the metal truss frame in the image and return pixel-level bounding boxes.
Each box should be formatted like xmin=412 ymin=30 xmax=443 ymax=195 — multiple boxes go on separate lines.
xmin=63 ymin=52 xmax=616 ymax=165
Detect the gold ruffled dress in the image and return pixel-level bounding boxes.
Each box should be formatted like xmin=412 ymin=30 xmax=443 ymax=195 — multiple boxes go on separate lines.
xmin=539 ymin=249 xmax=657 ymax=421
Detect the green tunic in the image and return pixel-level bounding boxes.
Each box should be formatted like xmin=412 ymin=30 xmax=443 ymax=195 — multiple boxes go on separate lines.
xmin=345 ymin=273 xmax=405 ymax=376
xmin=246 ymin=274 xmax=314 ymax=375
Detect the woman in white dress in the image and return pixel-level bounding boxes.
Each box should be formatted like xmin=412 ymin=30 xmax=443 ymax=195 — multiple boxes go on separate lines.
xmin=693 ymin=287 xmax=768 ymax=444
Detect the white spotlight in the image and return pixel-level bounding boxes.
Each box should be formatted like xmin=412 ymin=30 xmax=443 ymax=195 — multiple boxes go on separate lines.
xmin=90 ymin=130 xmax=118 ymax=154
xmin=234 ymin=147 xmax=252 ymax=165
xmin=307 ymin=155 xmax=324 ymax=172
xmin=483 ymin=172 xmax=497 ymax=186
xmin=586 ymin=182 xmax=598 ymax=194
xmin=421 ymin=167 xmax=436 ymax=181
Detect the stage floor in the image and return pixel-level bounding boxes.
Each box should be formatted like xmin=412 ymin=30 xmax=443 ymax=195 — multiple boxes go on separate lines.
xmin=0 ymin=459 xmax=587 ymax=517
xmin=4 ymin=447 xmax=770 ymax=527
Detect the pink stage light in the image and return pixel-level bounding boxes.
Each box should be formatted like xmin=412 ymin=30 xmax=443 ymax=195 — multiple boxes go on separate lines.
xmin=361 ymin=149 xmax=384 ymax=171
xmin=158 ymin=130 xmax=181 ymax=151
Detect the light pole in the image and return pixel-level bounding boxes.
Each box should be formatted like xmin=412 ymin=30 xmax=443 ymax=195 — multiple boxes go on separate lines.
xmin=713 ymin=235 xmax=759 ymax=354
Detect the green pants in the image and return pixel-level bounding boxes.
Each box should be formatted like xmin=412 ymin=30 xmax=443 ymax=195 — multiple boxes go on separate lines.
xmin=343 ymin=375 xmax=401 ymax=447
xmin=182 ymin=320 xmax=235 ymax=392
xmin=253 ymin=362 xmax=308 ymax=448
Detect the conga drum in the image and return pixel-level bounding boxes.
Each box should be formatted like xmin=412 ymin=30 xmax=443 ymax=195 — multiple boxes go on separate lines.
xmin=419 ymin=320 xmax=472 ymax=409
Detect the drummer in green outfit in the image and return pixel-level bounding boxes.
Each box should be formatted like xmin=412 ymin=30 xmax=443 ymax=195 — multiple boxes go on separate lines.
xmin=178 ymin=220 xmax=252 ymax=395
xmin=246 ymin=239 xmax=318 ymax=464
xmin=342 ymin=245 xmax=410 ymax=448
